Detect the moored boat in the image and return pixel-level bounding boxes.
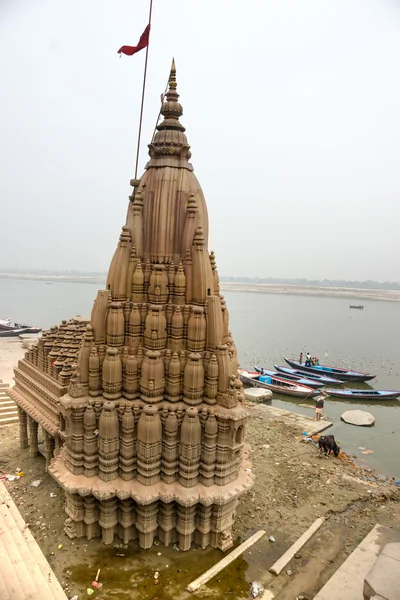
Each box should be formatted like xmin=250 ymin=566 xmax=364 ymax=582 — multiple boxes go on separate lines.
xmin=284 ymin=358 xmax=375 ymax=382
xmin=253 ymin=366 xmax=323 ymax=389
xmin=274 ymin=364 xmax=343 ymax=385
xmin=349 ymin=305 xmax=364 ymax=309
xmin=0 ymin=318 xmax=41 ymax=334
xmin=325 ymin=388 xmax=400 ymax=401
xmin=0 ymin=328 xmax=31 ymax=337
xmin=238 ymin=368 xmax=316 ymax=398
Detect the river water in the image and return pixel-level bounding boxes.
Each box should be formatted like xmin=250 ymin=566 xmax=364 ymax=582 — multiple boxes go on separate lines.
xmin=1 ymin=278 xmax=399 ymax=477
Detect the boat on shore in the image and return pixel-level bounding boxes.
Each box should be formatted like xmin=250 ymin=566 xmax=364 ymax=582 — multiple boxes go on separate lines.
xmin=325 ymin=388 xmax=400 ymax=401
xmin=0 ymin=319 xmax=41 ymax=334
xmin=284 ymin=358 xmax=376 ymax=382
xmin=238 ymin=368 xmax=316 ymax=398
xmin=0 ymin=327 xmax=32 ymax=337
xmin=253 ymin=366 xmax=323 ymax=389
xmin=273 ymin=364 xmax=342 ymax=385
xmin=350 ymin=305 xmax=364 ymax=310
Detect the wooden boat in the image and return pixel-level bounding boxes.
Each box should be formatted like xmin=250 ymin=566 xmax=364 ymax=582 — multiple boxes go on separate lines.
xmin=325 ymin=388 xmax=400 ymax=400
xmin=274 ymin=364 xmax=343 ymax=385
xmin=253 ymin=366 xmax=323 ymax=389
xmin=284 ymin=358 xmax=376 ymax=382
xmin=0 ymin=328 xmax=31 ymax=337
xmin=238 ymin=368 xmax=316 ymax=398
xmin=350 ymin=305 xmax=364 ymax=310
xmin=0 ymin=319 xmax=41 ymax=334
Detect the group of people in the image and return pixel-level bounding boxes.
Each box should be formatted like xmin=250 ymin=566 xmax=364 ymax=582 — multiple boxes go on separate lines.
xmin=299 ymin=352 xmax=319 ymax=367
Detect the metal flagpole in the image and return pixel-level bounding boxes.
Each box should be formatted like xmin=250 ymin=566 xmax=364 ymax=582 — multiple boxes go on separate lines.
xmin=133 ymin=0 xmax=154 ymax=182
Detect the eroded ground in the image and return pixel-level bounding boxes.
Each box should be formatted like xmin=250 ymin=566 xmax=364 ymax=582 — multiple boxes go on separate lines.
xmin=0 ymin=402 xmax=399 ymax=600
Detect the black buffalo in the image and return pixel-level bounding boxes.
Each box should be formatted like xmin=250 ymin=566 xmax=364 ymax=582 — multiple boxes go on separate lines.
xmin=318 ymin=434 xmax=340 ymax=457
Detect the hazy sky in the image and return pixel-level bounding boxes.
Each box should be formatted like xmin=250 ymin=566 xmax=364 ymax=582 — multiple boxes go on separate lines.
xmin=1 ymin=0 xmax=400 ymax=280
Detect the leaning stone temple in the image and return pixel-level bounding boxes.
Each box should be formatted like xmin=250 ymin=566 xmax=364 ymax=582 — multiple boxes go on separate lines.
xmin=8 ymin=61 xmax=252 ymax=551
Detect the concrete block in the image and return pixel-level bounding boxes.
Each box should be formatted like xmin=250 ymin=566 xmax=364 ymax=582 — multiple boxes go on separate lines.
xmin=245 ymin=388 xmax=273 ymax=402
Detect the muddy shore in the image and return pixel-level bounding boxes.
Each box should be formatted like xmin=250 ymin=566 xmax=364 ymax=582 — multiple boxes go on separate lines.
xmin=1 ymin=398 xmax=399 ymax=599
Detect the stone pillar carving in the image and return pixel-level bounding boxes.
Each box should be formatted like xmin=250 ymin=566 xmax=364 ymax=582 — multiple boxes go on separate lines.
xmin=65 ymin=406 xmax=85 ymax=474
xmin=102 ymin=348 xmax=122 ymax=400
xmin=128 ymin=303 xmax=142 ymax=349
xmin=206 ymin=295 xmax=224 ymax=351
xmin=158 ymin=501 xmax=177 ymax=547
xmin=179 ymin=407 xmax=201 ymax=488
xmin=140 ymin=350 xmax=165 ymax=403
xmin=27 ymin=416 xmax=39 ymax=458
xmin=131 ymin=259 xmax=145 ymax=304
xmin=170 ymin=306 xmax=184 ymax=353
xmin=136 ymin=501 xmax=158 ymax=549
xmin=123 ymin=353 xmax=139 ymax=399
xmin=98 ymin=401 xmax=119 ymax=482
xmin=173 ymin=261 xmax=186 ymax=305
xmin=119 ymin=406 xmax=136 ymax=480
xmin=200 ymin=410 xmax=217 ymax=486
xmin=106 ymin=226 xmax=131 ymax=301
xmin=165 ymin=352 xmax=182 ymax=402
xmin=209 ymin=250 xmax=220 ymax=294
xmin=187 ymin=306 xmax=206 ymax=352
xmin=84 ymin=496 xmax=100 ymax=540
xmin=204 ymin=354 xmax=218 ymax=405
xmin=83 ymin=405 xmax=98 ymax=477
xmin=177 ymin=504 xmax=196 ymax=551
xmin=183 ymin=353 xmax=204 ymax=406
xmin=143 ymin=260 xmax=152 ymax=301
xmin=43 ymin=430 xmax=54 ymax=471
xmin=144 ymin=305 xmax=167 ymax=350
xmin=106 ymin=303 xmax=125 ymax=349
xmin=99 ymin=497 xmax=118 ymax=544
xmin=126 ymin=245 xmax=138 ymax=300
xmin=17 ymin=407 xmax=28 ymax=449
xmin=161 ymin=410 xmax=179 ymax=483
xmin=137 ymin=405 xmax=162 ymax=485
xmin=148 ymin=265 xmax=169 ymax=303
xmin=89 ymin=347 xmax=101 ymax=397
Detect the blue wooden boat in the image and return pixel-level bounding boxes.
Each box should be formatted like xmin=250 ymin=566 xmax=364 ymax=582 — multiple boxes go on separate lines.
xmin=238 ymin=369 xmax=316 ymax=398
xmin=254 ymin=366 xmax=323 ymax=389
xmin=274 ymin=364 xmax=343 ymax=385
xmin=284 ymin=358 xmax=376 ymax=383
xmin=325 ymin=388 xmax=400 ymax=400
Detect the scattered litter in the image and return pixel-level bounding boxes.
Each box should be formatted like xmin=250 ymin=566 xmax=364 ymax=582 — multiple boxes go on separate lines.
xmin=58 ymin=544 xmax=63 ymax=550
xmin=245 ymin=468 xmax=252 ymax=473
xmin=269 ymin=536 xmax=275 ymax=543
xmin=358 ymin=446 xmax=366 ymax=450
xmin=251 ymin=581 xmax=264 ymax=598
xmin=50 ymin=493 xmax=57 ymax=498
xmin=92 ymin=568 xmax=102 ymax=589
xmin=116 ymin=553 xmax=125 ymax=557
xmin=16 ymin=471 xmax=24 ymax=477
xmin=394 ymin=480 xmax=400 ymax=487
xmin=172 ymin=544 xmax=180 ymax=551
xmin=70 ymin=596 xmax=78 ymax=600
xmin=86 ymin=588 xmax=94 ymax=596
xmin=361 ymin=449 xmax=374 ymax=455
xmin=302 ymin=431 xmax=308 ymax=436
xmin=30 ymin=479 xmax=42 ymax=488
xmin=154 ymin=571 xmax=160 ymax=580
xmin=286 ymin=569 xmax=293 ymax=575
xmin=157 ymin=552 xmax=162 ymax=556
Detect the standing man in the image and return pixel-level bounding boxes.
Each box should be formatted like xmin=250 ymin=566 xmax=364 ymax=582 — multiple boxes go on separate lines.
xmin=315 ymin=396 xmax=324 ymax=421
xmin=306 ymin=352 xmax=311 ymax=366
xmin=299 ymin=352 xmax=303 ymax=364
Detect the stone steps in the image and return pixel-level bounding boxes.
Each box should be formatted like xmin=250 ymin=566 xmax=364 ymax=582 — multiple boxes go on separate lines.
xmin=0 ymin=385 xmax=18 ymax=425
xmin=0 ymin=482 xmax=67 ymax=599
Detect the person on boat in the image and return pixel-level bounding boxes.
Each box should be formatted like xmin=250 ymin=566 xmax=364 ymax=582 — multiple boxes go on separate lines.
xmin=315 ymin=358 xmax=320 ymax=366
xmin=306 ymin=352 xmax=311 ymax=366
xmin=299 ymin=352 xmax=303 ymax=364
xmin=315 ymin=396 xmax=324 ymax=421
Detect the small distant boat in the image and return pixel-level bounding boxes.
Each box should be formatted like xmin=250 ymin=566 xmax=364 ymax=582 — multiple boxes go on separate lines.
xmin=274 ymin=364 xmax=343 ymax=385
xmin=325 ymin=388 xmax=400 ymax=401
xmin=238 ymin=368 xmax=316 ymax=398
xmin=253 ymin=366 xmax=323 ymax=389
xmin=0 ymin=318 xmax=41 ymax=334
xmin=350 ymin=305 xmax=364 ymax=310
xmin=284 ymin=358 xmax=375 ymax=382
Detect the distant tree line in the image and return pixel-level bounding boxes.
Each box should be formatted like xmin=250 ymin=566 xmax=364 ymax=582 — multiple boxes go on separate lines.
xmin=220 ymin=276 xmax=400 ymax=291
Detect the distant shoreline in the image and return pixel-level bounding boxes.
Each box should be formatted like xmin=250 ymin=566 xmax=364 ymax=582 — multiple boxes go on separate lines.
xmin=1 ymin=272 xmax=400 ymax=302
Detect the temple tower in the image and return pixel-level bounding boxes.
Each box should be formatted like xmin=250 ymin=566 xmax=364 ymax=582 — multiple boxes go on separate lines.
xmin=10 ymin=60 xmax=252 ymax=552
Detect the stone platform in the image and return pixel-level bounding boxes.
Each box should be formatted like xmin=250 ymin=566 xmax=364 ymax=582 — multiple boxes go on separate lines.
xmin=0 ymin=482 xmax=66 ymax=599
xmin=253 ymin=404 xmax=332 ymax=437
xmin=314 ymin=524 xmax=400 ymax=600
xmin=0 ymin=382 xmax=18 ymax=425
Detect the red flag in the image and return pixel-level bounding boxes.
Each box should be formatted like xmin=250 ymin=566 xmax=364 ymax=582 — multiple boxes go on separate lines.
xmin=118 ymin=24 xmax=150 ymax=56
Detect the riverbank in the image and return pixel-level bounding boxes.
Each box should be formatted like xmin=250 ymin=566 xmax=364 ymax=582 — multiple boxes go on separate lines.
xmin=1 ymin=273 xmax=400 ymax=302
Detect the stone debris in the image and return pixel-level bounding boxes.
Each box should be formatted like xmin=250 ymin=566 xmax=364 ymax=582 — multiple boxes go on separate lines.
xmin=341 ymin=410 xmax=375 ymax=427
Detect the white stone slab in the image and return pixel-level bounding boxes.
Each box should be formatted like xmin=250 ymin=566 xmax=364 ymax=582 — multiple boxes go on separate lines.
xmin=245 ymin=388 xmax=273 ymax=402
xmin=341 ymin=409 xmax=375 ymax=426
